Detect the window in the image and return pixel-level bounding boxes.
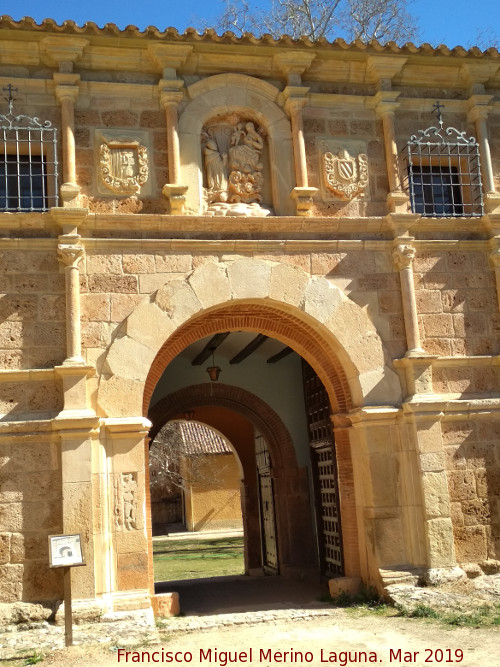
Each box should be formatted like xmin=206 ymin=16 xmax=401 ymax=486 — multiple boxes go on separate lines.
xmin=410 ymin=165 xmax=463 ymax=217
xmin=0 ymin=154 xmax=48 ymax=211
xmin=405 ymin=105 xmax=483 ymax=218
xmin=0 ymin=94 xmax=58 ymax=212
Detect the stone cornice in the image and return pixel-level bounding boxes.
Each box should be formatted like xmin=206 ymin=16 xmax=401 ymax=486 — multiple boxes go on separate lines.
xmin=0 ymin=16 xmax=499 ymax=90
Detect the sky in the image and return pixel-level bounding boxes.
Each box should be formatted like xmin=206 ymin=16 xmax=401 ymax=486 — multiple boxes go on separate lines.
xmin=1 ymin=0 xmax=499 ymax=49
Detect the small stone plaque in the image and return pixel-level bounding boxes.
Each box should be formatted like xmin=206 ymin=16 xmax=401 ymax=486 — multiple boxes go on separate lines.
xmin=48 ymin=534 xmax=85 ymax=568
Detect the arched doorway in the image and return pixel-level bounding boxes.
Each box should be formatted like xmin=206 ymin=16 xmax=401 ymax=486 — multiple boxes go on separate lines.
xmin=148 ymin=382 xmax=314 ymax=578
xmin=97 ymin=259 xmax=403 ymax=602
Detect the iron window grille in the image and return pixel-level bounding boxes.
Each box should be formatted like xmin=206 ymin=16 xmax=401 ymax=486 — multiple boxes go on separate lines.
xmin=0 ymin=89 xmax=59 ymax=212
xmin=404 ymin=103 xmax=483 ymax=218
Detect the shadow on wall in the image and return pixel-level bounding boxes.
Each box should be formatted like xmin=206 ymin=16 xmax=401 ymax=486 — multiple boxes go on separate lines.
xmin=445 ymin=419 xmax=500 ymax=564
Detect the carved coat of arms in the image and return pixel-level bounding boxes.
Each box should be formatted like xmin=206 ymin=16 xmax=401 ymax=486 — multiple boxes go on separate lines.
xmin=322 ymin=148 xmax=368 ymax=200
xmin=99 ymin=140 xmax=149 ymax=195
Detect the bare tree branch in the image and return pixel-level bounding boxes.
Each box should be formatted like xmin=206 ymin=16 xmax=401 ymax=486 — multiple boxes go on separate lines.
xmin=203 ymin=0 xmax=419 ymax=44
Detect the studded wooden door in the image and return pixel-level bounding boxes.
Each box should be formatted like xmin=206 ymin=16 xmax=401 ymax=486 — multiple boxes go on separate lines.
xmin=302 ymin=361 xmax=344 ymax=577
xmin=255 ymin=431 xmax=279 ymax=573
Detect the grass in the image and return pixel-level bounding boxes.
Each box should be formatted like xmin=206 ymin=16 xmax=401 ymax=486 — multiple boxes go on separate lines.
xmin=322 ymin=588 xmax=500 ymax=629
xmin=153 ymin=536 xmax=244 ymax=581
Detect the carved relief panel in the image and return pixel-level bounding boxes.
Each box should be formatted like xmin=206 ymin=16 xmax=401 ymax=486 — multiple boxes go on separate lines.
xmin=114 ymin=472 xmax=142 ymax=531
xmin=95 ymin=130 xmax=152 ymax=197
xmin=318 ymin=138 xmax=369 ymax=201
xmin=201 ymin=114 xmax=271 ymax=216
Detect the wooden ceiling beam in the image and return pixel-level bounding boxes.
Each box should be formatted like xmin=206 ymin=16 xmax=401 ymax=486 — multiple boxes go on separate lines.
xmin=191 ymin=332 xmax=230 ymax=366
xmin=266 ymin=346 xmax=293 ymax=363
xmin=229 ymin=334 xmax=268 ymax=364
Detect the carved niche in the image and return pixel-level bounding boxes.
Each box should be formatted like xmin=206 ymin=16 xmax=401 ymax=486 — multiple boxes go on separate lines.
xmin=321 ymin=146 xmax=368 ymax=200
xmin=99 ymin=138 xmax=149 ymax=195
xmin=114 ymin=472 xmax=139 ymax=531
xmin=201 ymin=114 xmax=271 ymax=216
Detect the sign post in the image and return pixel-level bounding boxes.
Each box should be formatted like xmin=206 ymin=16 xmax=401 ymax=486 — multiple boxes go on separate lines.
xmin=48 ymin=534 xmax=86 ymax=647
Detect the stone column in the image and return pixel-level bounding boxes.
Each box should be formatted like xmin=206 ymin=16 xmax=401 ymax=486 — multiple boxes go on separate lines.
xmin=402 ymin=404 xmax=460 ymax=583
xmin=160 ymin=84 xmax=188 ymax=214
xmin=349 ymin=407 xmax=420 ymax=585
xmin=393 ymin=241 xmax=425 ymax=356
xmin=52 ymin=416 xmax=100 ymax=606
xmin=147 ymin=44 xmax=192 ymax=215
xmin=54 ymin=73 xmax=81 ymax=205
xmin=371 ymin=91 xmax=409 ymax=213
xmin=104 ymin=418 xmax=152 ymax=612
xmin=58 ymin=235 xmax=84 ymax=365
xmin=467 ymin=95 xmax=500 ymax=213
xmin=283 ymin=87 xmax=318 ymax=216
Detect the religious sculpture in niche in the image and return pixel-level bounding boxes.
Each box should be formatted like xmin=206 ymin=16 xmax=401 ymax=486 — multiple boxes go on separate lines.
xmin=322 ymin=147 xmax=368 ymax=200
xmin=114 ymin=472 xmax=138 ymax=531
xmin=99 ymin=139 xmax=149 ymax=195
xmin=202 ymin=115 xmax=271 ymax=216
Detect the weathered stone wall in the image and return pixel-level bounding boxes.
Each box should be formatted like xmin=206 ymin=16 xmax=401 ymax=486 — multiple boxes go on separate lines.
xmin=414 ymin=251 xmax=499 ymax=358
xmin=0 ymin=249 xmax=65 ymax=370
xmin=0 ymin=428 xmax=62 ymax=603
xmin=443 ymin=420 xmax=500 ymax=564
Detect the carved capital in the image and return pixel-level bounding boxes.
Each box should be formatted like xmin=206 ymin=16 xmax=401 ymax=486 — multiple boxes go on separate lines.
xmin=368 ymin=90 xmax=401 ymax=117
xmin=467 ymin=94 xmax=494 ymax=124
xmin=282 ymin=86 xmax=310 ymax=116
xmin=393 ymin=243 xmax=416 ymax=270
xmin=55 ymin=85 xmax=80 ymax=105
xmin=159 ymin=87 xmax=184 ymax=109
xmin=58 ymin=243 xmax=84 ymax=268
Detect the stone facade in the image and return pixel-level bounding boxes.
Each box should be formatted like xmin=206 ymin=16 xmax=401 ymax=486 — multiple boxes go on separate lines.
xmin=0 ymin=16 xmax=500 ymax=617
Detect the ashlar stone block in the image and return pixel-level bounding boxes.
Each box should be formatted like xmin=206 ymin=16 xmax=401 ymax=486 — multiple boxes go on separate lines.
xmin=227 ymin=258 xmax=272 ymax=300
xmin=154 ymin=281 xmax=201 ymax=326
xmin=304 ymin=277 xmax=343 ymax=324
xmin=426 ymin=518 xmax=456 ymax=568
xmin=104 ymin=336 xmax=156 ymax=382
xmin=269 ymin=263 xmax=309 ymax=307
xmin=125 ymin=301 xmax=175 ymax=352
xmin=189 ymin=262 xmax=231 ymax=309
xmin=421 ymin=471 xmax=451 ymax=519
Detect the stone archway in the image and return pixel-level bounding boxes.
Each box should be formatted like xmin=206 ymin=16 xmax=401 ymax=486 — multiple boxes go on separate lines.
xmin=97 ymin=258 xmax=403 ymax=589
xmin=98 ymin=259 xmax=401 ymax=419
xmin=148 ymin=383 xmax=313 ymax=575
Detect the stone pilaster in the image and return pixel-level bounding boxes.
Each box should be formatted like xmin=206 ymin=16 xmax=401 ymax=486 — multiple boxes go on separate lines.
xmin=52 ymin=416 xmax=101 ymax=604
xmin=402 ymin=403 xmax=460 ymax=582
xmin=349 ymin=407 xmax=423 ymax=584
xmin=489 ymin=243 xmax=500 ymax=313
xmin=103 ymin=418 xmax=152 ymax=612
xmin=283 ymin=87 xmax=318 ymax=216
xmin=57 ymin=235 xmax=85 ymax=366
xmin=393 ymin=241 xmax=424 ymax=356
xmin=370 ymin=91 xmax=409 ymax=213
xmin=467 ymin=94 xmax=500 ymax=214
xmin=148 ymin=44 xmax=192 ymax=215
xmin=54 ymin=73 xmax=81 ymax=205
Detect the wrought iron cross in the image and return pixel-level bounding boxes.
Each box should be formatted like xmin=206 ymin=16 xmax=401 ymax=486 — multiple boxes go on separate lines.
xmin=432 ymin=100 xmax=445 ymax=125
xmin=2 ymin=84 xmax=18 ymax=113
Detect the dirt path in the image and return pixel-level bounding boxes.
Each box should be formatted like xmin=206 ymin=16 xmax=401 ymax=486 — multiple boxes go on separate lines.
xmin=40 ymin=611 xmax=498 ymax=667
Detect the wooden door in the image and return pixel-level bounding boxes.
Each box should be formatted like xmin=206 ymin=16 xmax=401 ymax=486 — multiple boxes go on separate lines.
xmin=302 ymin=361 xmax=344 ymax=577
xmin=255 ymin=431 xmax=279 ymax=573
